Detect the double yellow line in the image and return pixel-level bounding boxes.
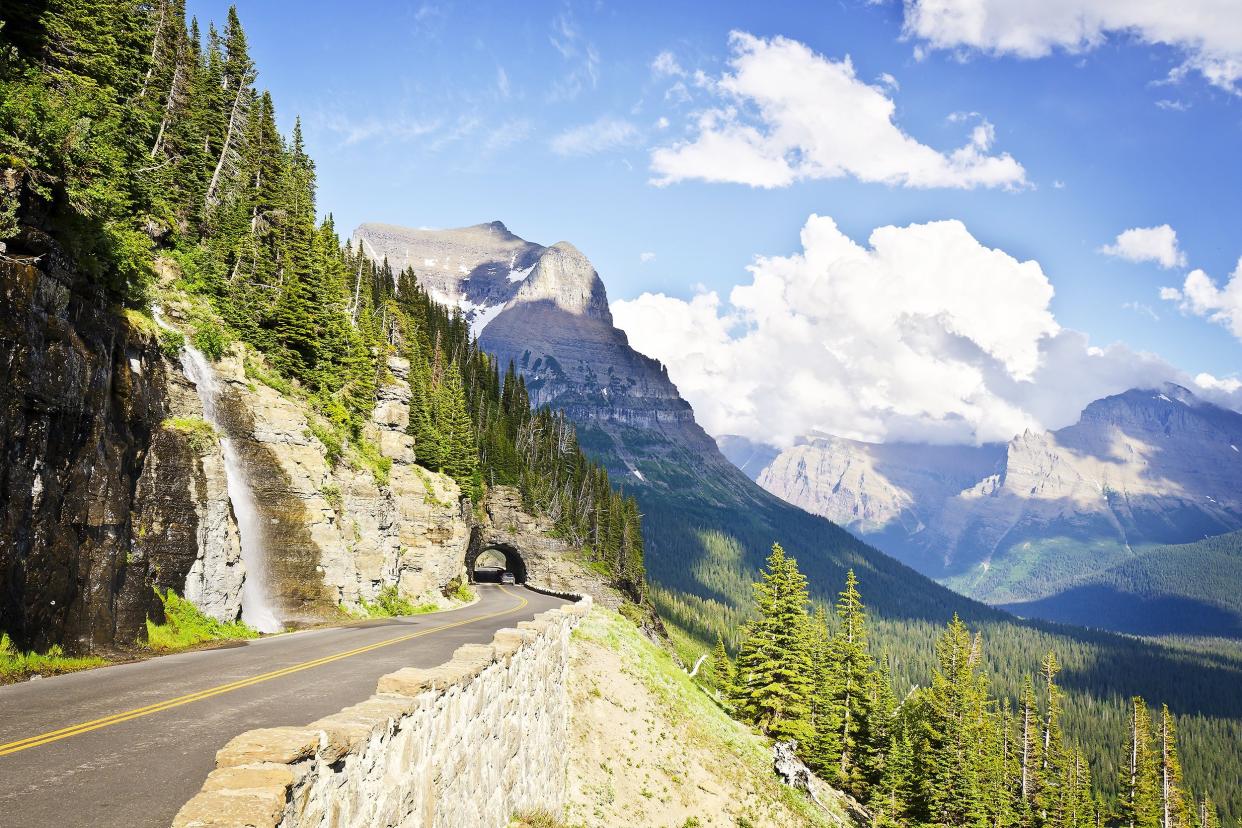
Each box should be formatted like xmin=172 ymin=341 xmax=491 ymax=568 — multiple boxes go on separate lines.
xmin=0 ymin=587 xmax=527 ymax=758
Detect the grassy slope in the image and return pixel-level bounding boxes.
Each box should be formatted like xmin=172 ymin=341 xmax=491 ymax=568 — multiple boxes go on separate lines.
xmin=565 ymin=608 xmax=857 ymax=828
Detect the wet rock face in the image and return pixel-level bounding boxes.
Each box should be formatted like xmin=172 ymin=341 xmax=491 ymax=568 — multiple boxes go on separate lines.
xmin=0 ymin=257 xmax=171 ymax=652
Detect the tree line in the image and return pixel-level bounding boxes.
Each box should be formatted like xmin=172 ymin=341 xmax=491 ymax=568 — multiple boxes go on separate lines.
xmin=0 ymin=2 xmax=644 ymax=601
xmin=706 ymin=545 xmax=1224 ymax=828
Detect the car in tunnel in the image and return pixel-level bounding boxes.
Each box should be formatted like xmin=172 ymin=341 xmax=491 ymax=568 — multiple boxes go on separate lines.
xmin=501 ymin=571 xmax=516 ymax=584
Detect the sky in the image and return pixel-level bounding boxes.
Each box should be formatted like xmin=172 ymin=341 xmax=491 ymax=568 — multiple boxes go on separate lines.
xmin=187 ymin=0 xmax=1242 ymax=447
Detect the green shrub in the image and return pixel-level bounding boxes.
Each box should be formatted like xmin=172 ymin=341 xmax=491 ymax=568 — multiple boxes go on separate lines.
xmin=355 ymin=585 xmax=437 ymax=618
xmin=353 ymin=436 xmax=392 ymax=487
xmin=245 ymin=356 xmax=297 ymax=397
xmin=145 ymin=589 xmax=261 ymax=651
xmin=321 ymin=483 xmax=343 ymax=511
xmin=445 ymin=577 xmax=474 ymax=603
xmin=307 ymin=420 xmax=344 ymax=466
xmin=0 ymin=632 xmax=107 ymax=684
xmin=158 ymin=326 xmax=185 ymax=358
xmin=163 ymin=416 xmax=218 ymax=454
xmin=191 ymin=318 xmax=227 ymax=361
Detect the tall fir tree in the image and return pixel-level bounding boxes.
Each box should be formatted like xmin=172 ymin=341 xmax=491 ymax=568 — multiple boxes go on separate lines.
xmin=732 ymin=544 xmax=813 ymax=743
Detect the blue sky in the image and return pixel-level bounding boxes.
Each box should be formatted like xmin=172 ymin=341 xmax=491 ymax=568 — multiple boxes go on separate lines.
xmin=187 ymin=0 xmax=1242 ymax=444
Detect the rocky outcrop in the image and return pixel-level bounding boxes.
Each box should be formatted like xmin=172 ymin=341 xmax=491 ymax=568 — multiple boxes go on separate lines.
xmin=173 ymin=596 xmax=593 ymax=828
xmin=0 ymin=255 xmax=171 ymax=652
xmin=1 ymin=247 xmax=475 ymax=651
xmin=130 ymin=381 xmax=244 ymax=624
xmin=173 ymin=341 xmax=471 ymax=625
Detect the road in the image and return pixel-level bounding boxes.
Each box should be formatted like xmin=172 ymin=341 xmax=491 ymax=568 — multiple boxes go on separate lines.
xmin=0 ymin=584 xmax=565 ymax=828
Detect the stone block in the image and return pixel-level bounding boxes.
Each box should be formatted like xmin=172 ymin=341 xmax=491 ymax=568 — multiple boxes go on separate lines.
xmin=171 ymin=786 xmax=287 ymax=828
xmin=202 ymin=762 xmax=296 ymax=793
xmin=215 ymin=727 xmax=320 ymax=768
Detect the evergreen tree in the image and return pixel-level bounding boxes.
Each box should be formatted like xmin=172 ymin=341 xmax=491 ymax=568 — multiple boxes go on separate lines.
xmin=1119 ymin=697 xmax=1160 ymax=828
xmin=732 ymin=544 xmax=813 ymax=743
xmin=1158 ymin=705 xmax=1192 ymax=828
xmin=830 ymin=569 xmax=876 ymax=793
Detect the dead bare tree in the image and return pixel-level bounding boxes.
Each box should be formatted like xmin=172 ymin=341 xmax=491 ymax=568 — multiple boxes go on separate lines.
xmin=204 ymin=69 xmax=255 ymax=210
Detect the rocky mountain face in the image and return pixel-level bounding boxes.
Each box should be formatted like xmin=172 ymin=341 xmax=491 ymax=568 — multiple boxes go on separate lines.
xmin=1 ymin=255 xmax=171 ymax=652
xmin=353 ymin=221 xmax=718 ymax=484
xmin=352 ymin=221 xmax=544 ymax=336
xmin=741 ymin=384 xmax=1242 ymax=609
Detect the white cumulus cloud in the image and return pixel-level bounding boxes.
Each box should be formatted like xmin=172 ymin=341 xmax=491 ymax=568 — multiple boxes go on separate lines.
xmin=1161 ymin=258 xmax=1242 ymax=340
xmin=648 ymin=32 xmax=1027 ymax=190
xmin=901 ymin=0 xmax=1242 ymax=93
xmin=550 ymin=117 xmax=640 ymax=156
xmin=614 ymin=214 xmax=1226 ymax=447
xmin=1099 ymin=225 xmax=1187 ymax=269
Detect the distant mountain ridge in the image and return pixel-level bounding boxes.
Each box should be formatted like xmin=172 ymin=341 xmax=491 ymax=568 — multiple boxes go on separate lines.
xmin=731 ymin=383 xmax=1242 ymax=634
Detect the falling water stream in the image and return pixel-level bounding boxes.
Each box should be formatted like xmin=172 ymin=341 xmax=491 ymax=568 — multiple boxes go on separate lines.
xmin=153 ymin=309 xmax=283 ymax=632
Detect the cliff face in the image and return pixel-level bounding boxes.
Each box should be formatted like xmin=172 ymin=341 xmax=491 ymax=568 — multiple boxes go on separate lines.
xmin=1 ymin=253 xmax=474 ymax=652
xmin=0 ymin=255 xmax=170 ymax=652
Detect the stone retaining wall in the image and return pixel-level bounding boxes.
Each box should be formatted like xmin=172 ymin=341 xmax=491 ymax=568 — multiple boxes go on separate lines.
xmin=172 ymin=594 xmax=592 ymax=828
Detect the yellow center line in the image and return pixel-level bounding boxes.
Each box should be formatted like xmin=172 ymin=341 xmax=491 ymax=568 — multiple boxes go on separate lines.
xmin=0 ymin=586 xmax=528 ymax=757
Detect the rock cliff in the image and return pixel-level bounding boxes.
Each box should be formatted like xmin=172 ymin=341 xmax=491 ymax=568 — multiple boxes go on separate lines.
xmin=1 ymin=250 xmax=476 ymax=652
xmin=1 ymin=254 xmax=170 ymax=652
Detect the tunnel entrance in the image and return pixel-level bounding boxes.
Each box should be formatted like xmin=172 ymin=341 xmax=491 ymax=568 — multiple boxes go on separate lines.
xmin=466 ymin=543 xmax=527 ymax=584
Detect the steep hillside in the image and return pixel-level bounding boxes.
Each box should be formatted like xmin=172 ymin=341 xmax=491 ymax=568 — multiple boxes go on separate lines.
xmin=565 ymin=608 xmax=860 ymax=827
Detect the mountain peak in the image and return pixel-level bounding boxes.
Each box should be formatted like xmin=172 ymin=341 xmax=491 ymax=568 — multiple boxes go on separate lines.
xmin=510 ymin=241 xmax=612 ymax=322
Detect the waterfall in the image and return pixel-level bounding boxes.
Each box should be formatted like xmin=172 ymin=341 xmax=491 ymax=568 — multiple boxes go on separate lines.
xmin=153 ymin=310 xmax=283 ymax=632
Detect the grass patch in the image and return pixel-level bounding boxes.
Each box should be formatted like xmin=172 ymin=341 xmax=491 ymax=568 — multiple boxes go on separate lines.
xmin=145 ymin=589 xmax=261 ymax=651
xmin=0 ymin=633 xmax=107 ymax=684
xmin=122 ymin=307 xmax=158 ymax=336
xmin=245 ymin=354 xmax=299 ymax=398
xmin=574 ymin=609 xmax=845 ymax=827
xmin=352 ymin=585 xmax=437 ymax=618
xmin=508 ymin=810 xmax=568 ymax=828
xmin=414 ymin=465 xmax=453 ymax=508
xmin=162 ymin=416 xmax=218 ymax=454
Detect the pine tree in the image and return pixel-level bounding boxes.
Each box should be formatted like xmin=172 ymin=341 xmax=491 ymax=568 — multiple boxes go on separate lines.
xmin=1119 ymin=697 xmax=1160 ymax=828
xmin=806 ymin=605 xmax=841 ymax=775
xmin=710 ymin=635 xmax=733 ymax=700
xmin=830 ymin=569 xmax=876 ymax=794
xmin=1037 ymin=651 xmax=1067 ymax=826
xmin=732 ymin=544 xmax=813 ymax=743
xmin=917 ymin=614 xmax=989 ymax=828
xmin=1158 ymin=706 xmax=1192 ymax=828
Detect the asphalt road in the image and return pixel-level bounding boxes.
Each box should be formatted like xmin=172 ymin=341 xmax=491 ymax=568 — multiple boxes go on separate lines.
xmin=0 ymin=585 xmax=566 ymax=828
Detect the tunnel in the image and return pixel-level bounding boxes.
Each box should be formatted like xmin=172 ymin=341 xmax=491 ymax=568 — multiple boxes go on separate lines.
xmin=466 ymin=542 xmax=527 ymax=584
